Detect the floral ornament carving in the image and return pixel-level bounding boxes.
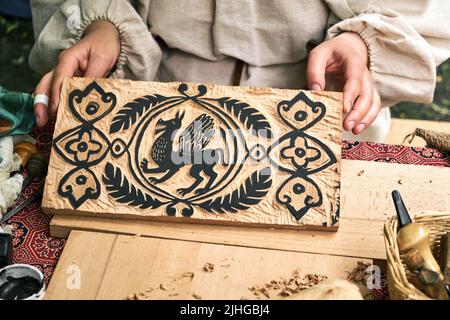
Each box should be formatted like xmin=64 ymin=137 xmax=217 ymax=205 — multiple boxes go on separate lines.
xmin=52 ymin=81 xmax=115 ymax=208
xmin=66 ymin=131 xmax=102 ymax=163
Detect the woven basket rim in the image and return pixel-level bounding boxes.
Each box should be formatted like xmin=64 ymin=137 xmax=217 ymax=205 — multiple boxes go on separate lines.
xmin=384 ymin=211 xmax=450 ymax=300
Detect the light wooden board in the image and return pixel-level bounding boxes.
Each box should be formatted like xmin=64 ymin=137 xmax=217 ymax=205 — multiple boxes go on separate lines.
xmin=50 ymin=159 xmax=450 ymax=260
xmin=385 ymin=118 xmax=450 ymax=147
xmin=46 ymin=231 xmax=371 ymax=300
xmin=43 ymin=77 xmax=342 ymax=230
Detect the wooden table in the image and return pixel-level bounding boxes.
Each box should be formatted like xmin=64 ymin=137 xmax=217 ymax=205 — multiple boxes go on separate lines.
xmin=45 ymin=159 xmax=450 ymax=299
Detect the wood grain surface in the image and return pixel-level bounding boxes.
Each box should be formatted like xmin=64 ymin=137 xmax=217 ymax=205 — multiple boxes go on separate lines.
xmin=46 ymin=231 xmax=371 ymax=300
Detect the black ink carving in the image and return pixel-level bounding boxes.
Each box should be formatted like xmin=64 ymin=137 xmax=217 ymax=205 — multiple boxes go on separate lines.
xmin=53 ymin=81 xmax=116 ymax=208
xmin=215 ymin=97 xmax=273 ymax=138
xmin=53 ymin=81 xmax=338 ymax=226
xmin=198 ymin=168 xmax=272 ymax=213
xmin=140 ymin=112 xmax=224 ymax=196
xmin=269 ymin=92 xmax=338 ymax=222
xmin=102 ymin=163 xmax=162 ymax=209
xmin=110 ymin=94 xmax=169 ymax=133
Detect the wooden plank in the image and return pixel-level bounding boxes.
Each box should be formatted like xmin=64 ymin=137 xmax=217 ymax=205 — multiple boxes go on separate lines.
xmin=341 ymin=160 xmax=450 ymax=222
xmin=50 ymin=217 xmax=384 ymax=260
xmin=45 ymin=231 xmax=372 ymax=300
xmin=43 ymin=77 xmax=342 ymax=230
xmin=50 ymin=159 xmax=450 ymax=260
xmin=45 ymin=231 xmax=117 ymax=300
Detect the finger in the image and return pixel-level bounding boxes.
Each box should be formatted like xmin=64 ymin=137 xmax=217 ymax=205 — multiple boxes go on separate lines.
xmin=306 ymin=46 xmax=329 ymax=91
xmin=343 ymin=70 xmax=374 ymax=131
xmin=352 ymin=89 xmax=381 ymax=135
xmin=83 ymin=52 xmax=113 ymax=78
xmin=34 ymin=70 xmax=53 ymax=127
xmin=50 ymin=52 xmax=80 ymax=119
xmin=342 ymin=55 xmax=365 ymax=114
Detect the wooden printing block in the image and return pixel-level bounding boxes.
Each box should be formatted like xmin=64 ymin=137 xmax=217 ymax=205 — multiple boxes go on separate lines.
xmin=42 ymin=78 xmax=342 ymax=230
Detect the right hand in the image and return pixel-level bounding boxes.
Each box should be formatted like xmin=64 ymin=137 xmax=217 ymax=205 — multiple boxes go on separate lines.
xmin=34 ymin=20 xmax=121 ymax=127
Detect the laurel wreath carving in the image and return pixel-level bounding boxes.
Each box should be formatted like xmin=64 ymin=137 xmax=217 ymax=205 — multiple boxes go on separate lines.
xmin=216 ymin=97 xmax=273 ymax=138
xmin=109 ymin=94 xmax=168 ymax=134
xmin=198 ymin=168 xmax=272 ymax=213
xmin=102 ymin=163 xmax=162 ymax=209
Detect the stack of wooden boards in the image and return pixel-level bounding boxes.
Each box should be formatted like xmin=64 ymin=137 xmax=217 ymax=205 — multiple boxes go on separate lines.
xmin=43 ymin=78 xmax=450 ymax=299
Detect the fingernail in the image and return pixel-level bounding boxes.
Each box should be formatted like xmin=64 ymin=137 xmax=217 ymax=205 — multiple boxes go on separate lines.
xmin=347 ymin=121 xmax=355 ymax=130
xmin=36 ymin=115 xmax=40 ymax=124
xmin=311 ymin=84 xmax=322 ymax=91
xmin=355 ymin=123 xmax=366 ymax=133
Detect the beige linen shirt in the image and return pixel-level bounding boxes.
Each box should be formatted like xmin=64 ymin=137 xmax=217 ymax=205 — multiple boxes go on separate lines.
xmin=29 ymin=0 xmax=450 ymax=141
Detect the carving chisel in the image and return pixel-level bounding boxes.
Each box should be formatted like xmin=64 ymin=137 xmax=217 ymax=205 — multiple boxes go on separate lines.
xmin=0 ymin=186 xmax=43 ymax=224
xmin=392 ymin=190 xmax=444 ymax=279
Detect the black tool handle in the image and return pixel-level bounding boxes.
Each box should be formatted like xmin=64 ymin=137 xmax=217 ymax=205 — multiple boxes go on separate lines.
xmin=392 ymin=190 xmax=412 ymax=228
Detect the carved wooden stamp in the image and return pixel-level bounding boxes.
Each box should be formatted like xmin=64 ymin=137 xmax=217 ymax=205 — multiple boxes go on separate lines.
xmin=43 ymin=78 xmax=342 ymax=230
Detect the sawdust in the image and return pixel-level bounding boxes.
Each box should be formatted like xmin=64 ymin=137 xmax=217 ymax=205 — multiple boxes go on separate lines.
xmin=125 ymin=271 xmax=196 ymax=300
xmin=202 ymin=262 xmax=215 ymax=272
xmin=245 ymin=268 xmax=327 ymax=299
xmin=159 ymin=284 xmax=170 ymax=291
xmin=346 ymin=261 xmax=375 ymax=300
xmin=347 ymin=261 xmax=371 ymax=283
xmin=192 ymin=293 xmax=202 ymax=300
xmin=182 ymin=272 xmax=195 ymax=279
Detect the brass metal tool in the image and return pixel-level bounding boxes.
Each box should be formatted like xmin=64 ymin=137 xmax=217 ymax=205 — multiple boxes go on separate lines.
xmin=403 ymin=249 xmax=449 ymax=300
xmin=14 ymin=141 xmax=38 ymax=167
xmin=391 ymin=190 xmax=444 ymax=279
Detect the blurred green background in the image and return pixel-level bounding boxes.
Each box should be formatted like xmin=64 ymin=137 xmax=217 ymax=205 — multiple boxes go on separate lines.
xmin=1 ymin=16 xmax=449 ymax=122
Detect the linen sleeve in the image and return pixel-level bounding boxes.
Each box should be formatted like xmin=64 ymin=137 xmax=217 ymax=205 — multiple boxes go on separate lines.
xmin=29 ymin=0 xmax=162 ymax=80
xmin=325 ymin=0 xmax=450 ymax=107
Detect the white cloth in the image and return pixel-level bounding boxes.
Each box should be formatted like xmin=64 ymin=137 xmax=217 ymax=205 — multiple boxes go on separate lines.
xmin=29 ymin=0 xmax=450 ymax=142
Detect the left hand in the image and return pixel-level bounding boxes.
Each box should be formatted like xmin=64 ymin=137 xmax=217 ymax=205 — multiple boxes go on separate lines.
xmin=306 ymin=32 xmax=381 ymax=135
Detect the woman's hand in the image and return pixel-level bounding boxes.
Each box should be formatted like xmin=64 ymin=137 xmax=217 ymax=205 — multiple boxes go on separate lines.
xmin=34 ymin=20 xmax=121 ymax=127
xmin=306 ymin=32 xmax=381 ymax=135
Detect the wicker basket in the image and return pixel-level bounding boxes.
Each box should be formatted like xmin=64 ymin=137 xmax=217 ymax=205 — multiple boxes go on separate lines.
xmin=384 ymin=211 xmax=450 ymax=300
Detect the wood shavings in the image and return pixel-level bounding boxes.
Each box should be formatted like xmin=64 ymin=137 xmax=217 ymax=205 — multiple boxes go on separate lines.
xmin=182 ymin=272 xmax=195 ymax=279
xmin=202 ymin=262 xmax=215 ymax=272
xmin=247 ymin=268 xmax=328 ymax=299
xmin=347 ymin=261 xmax=371 ymax=283
xmin=159 ymin=284 xmax=170 ymax=291
xmin=192 ymin=293 xmax=202 ymax=300
xmin=125 ymin=270 xmax=196 ymax=300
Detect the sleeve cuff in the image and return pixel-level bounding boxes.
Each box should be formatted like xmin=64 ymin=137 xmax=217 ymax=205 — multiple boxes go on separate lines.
xmin=326 ymin=14 xmax=436 ymax=106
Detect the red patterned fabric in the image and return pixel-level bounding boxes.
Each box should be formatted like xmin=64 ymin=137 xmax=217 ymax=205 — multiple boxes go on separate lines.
xmin=342 ymin=140 xmax=450 ymax=166
xmin=4 ymin=123 xmax=449 ymax=295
